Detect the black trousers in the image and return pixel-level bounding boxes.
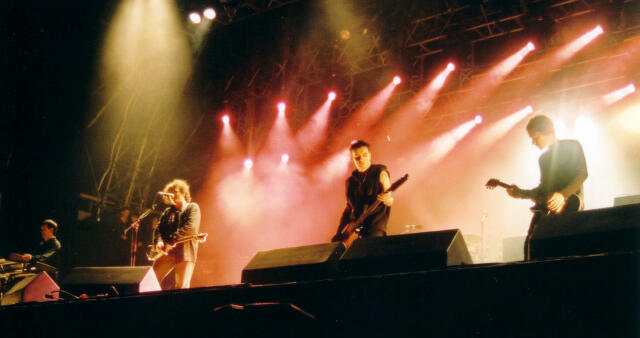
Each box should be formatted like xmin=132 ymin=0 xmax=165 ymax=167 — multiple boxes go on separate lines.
xmin=524 ymin=213 xmax=543 ymax=261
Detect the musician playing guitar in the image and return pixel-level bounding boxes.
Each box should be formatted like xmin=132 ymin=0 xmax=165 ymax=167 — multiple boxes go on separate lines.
xmin=152 ymin=179 xmax=201 ymax=289
xmin=487 ymin=114 xmax=588 ymax=260
xmin=332 ymin=140 xmax=394 ymax=247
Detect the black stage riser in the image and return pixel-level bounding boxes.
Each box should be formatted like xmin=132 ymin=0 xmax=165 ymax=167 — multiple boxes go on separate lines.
xmin=2 ymin=252 xmax=638 ymax=338
xmin=531 ymin=203 xmax=640 ymax=259
xmin=242 ymin=229 xmax=472 ymax=284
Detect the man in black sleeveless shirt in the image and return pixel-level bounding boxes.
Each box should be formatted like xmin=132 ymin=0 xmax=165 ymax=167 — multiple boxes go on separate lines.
xmin=505 ymin=115 xmax=588 ymax=260
xmin=332 ymin=140 xmax=393 ymax=242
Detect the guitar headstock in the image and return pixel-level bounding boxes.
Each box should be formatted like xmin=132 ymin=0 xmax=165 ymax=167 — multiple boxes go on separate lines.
xmin=197 ymin=233 xmax=209 ymax=243
xmin=390 ymin=174 xmax=409 ymax=191
xmin=485 ymin=178 xmax=509 ymax=189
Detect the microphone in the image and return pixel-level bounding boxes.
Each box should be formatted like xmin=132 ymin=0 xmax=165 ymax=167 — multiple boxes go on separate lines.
xmin=157 ymin=192 xmax=174 ymax=197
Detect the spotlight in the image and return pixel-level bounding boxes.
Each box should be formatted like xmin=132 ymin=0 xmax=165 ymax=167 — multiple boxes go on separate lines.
xmin=328 ymin=91 xmax=337 ymax=101
xmin=203 ymin=8 xmax=216 ymax=20
xmin=604 ymin=83 xmax=636 ymax=105
xmin=281 ymin=153 xmax=290 ymax=164
xmin=221 ymin=114 xmax=230 ymax=124
xmin=244 ymin=158 xmax=253 ymax=169
xmin=189 ymin=12 xmax=202 ymax=24
xmin=523 ymin=105 xmax=534 ymax=115
xmin=446 ymin=62 xmax=455 ymax=72
xmin=277 ymin=102 xmax=286 ymax=118
xmin=526 ymin=42 xmax=536 ymax=52
xmin=594 ymin=25 xmax=604 ymax=35
xmin=393 ymin=76 xmax=402 ymax=85
xmin=474 ymin=115 xmax=483 ymax=124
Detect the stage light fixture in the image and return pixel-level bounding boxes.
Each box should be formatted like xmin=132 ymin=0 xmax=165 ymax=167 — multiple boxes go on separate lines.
xmin=594 ymin=25 xmax=604 ymax=35
xmin=281 ymin=153 xmax=290 ymax=164
xmin=393 ymin=76 xmax=402 ymax=85
xmin=474 ymin=115 xmax=483 ymax=124
xmin=203 ymin=8 xmax=216 ymax=20
xmin=244 ymin=158 xmax=254 ymax=169
xmin=446 ymin=62 xmax=455 ymax=72
xmin=277 ymin=102 xmax=286 ymax=118
xmin=189 ymin=12 xmax=202 ymax=24
xmin=526 ymin=42 xmax=535 ymax=52
xmin=328 ymin=91 xmax=337 ymax=101
xmin=222 ymin=114 xmax=230 ymax=124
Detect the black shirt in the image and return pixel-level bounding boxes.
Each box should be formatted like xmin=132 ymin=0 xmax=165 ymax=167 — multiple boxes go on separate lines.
xmin=528 ymin=139 xmax=588 ymax=211
xmin=338 ymin=164 xmax=391 ymax=237
xmin=32 ymin=237 xmax=62 ymax=265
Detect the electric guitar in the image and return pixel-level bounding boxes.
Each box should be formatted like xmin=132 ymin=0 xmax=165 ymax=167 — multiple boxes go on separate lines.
xmin=147 ymin=233 xmax=208 ymax=261
xmin=485 ymin=178 xmax=581 ymax=214
xmin=334 ymin=174 xmax=409 ymax=248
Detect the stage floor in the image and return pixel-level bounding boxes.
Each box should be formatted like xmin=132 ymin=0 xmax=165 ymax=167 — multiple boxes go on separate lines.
xmin=2 ymin=252 xmax=639 ymax=338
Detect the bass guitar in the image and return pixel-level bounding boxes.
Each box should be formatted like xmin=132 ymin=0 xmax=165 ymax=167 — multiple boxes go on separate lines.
xmin=335 ymin=174 xmax=409 ymax=248
xmin=485 ymin=178 xmax=581 ymax=214
xmin=147 ymin=233 xmax=208 ymax=261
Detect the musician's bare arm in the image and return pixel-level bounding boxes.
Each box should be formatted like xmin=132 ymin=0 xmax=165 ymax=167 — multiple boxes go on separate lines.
xmin=377 ymin=170 xmax=393 ymax=207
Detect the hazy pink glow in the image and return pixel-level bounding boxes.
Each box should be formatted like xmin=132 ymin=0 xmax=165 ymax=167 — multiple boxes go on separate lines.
xmin=219 ymin=113 xmax=241 ymax=153
xmin=558 ymin=25 xmax=604 ymax=60
xmin=327 ymin=79 xmax=398 ymax=152
xmin=419 ymin=43 xmax=533 ymax=140
xmin=372 ymin=62 xmax=456 ymax=148
xmin=264 ymin=104 xmax=297 ymax=155
xmin=604 ymin=83 xmax=636 ymax=105
xmin=295 ymin=98 xmax=333 ymax=152
xmin=188 ymin=26 xmax=640 ymax=286
xmin=398 ymin=119 xmax=477 ymax=173
xmin=473 ymin=105 xmax=535 ymax=154
xmin=491 ymin=43 xmax=536 ymax=83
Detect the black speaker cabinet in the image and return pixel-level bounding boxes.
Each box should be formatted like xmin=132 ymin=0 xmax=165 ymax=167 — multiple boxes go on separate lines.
xmin=61 ymin=266 xmax=161 ymax=296
xmin=1 ymin=272 xmax=60 ymax=305
xmin=242 ymin=242 xmax=345 ymax=284
xmin=339 ymin=229 xmax=473 ymax=277
xmin=530 ymin=203 xmax=640 ymax=259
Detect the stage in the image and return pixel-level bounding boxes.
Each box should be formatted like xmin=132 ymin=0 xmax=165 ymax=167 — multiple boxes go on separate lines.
xmin=2 ymin=252 xmax=638 ymax=338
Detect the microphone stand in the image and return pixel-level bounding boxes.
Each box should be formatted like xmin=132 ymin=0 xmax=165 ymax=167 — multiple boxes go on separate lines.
xmin=124 ymin=208 xmax=153 ymax=267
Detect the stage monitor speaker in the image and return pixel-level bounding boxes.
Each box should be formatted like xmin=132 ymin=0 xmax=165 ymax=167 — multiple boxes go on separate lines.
xmin=339 ymin=229 xmax=473 ymax=277
xmin=530 ymin=203 xmax=640 ymax=259
xmin=1 ymin=272 xmax=59 ymax=305
xmin=242 ymin=242 xmax=345 ymax=284
xmin=61 ymin=266 xmax=161 ymax=296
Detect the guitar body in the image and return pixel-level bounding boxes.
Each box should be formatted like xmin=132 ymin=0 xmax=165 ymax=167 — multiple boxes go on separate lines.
xmin=147 ymin=233 xmax=208 ymax=261
xmin=333 ymin=174 xmax=409 ymax=247
xmin=532 ymin=193 xmax=581 ymax=215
